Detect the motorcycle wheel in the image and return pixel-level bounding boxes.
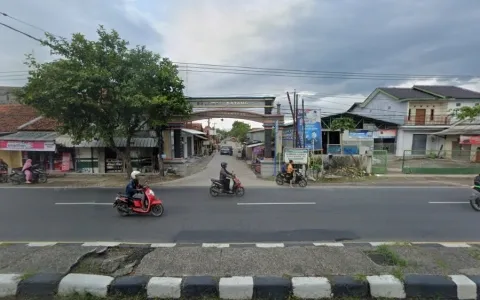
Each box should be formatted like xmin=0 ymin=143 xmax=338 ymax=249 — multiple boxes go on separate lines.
xmin=116 ymin=203 xmax=129 ymax=217
xmin=10 ymin=176 xmax=21 ymax=185
xmin=275 ymin=175 xmax=284 ymax=186
xmin=150 ymin=204 xmax=164 ymax=217
xmin=235 ymin=187 xmax=245 ymax=197
xmin=298 ymin=178 xmax=308 ymax=188
xmin=210 ymin=186 xmax=220 ymax=197
xmin=470 ymin=197 xmax=480 ymax=211
xmin=38 ymin=174 xmax=47 ymax=184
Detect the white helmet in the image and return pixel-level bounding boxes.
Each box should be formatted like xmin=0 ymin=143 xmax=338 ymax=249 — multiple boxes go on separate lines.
xmin=131 ymin=170 xmax=141 ymax=180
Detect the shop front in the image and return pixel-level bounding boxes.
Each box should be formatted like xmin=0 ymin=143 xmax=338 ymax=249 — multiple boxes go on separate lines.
xmin=0 ymin=131 xmax=59 ymax=170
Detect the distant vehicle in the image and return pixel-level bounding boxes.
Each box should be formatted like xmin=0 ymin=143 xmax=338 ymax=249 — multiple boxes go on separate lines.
xmin=220 ymin=146 xmax=233 ymax=156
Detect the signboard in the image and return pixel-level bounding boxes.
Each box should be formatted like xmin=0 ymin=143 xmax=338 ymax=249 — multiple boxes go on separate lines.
xmin=189 ymin=98 xmax=272 ymax=109
xmin=284 ymin=148 xmax=308 ymax=164
xmin=460 ymin=135 xmax=480 ymax=145
xmin=61 ymin=152 xmax=71 ymax=172
xmin=0 ymin=140 xmax=56 ymax=152
xmin=348 ymin=130 xmax=373 ymax=139
xmin=373 ymin=129 xmax=397 ymax=139
xmin=282 ymin=127 xmax=293 ymax=141
xmin=297 ymin=109 xmax=322 ymax=150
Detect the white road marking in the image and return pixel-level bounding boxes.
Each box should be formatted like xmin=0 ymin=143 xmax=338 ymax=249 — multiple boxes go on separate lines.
xmin=428 ymin=202 xmax=469 ymax=204
xmin=439 ymin=243 xmax=471 ymax=248
xmin=313 ymin=242 xmax=344 ymax=247
xmin=55 ymin=202 xmax=112 ymax=205
xmin=150 ymin=243 xmax=177 ymax=248
xmin=27 ymin=242 xmax=58 ymax=247
xmin=82 ymin=242 xmax=121 ymax=247
xmin=256 ymin=243 xmax=285 ymax=248
xmin=202 ymin=243 xmax=230 ymax=248
xmin=370 ymin=242 xmax=402 ymax=246
xmin=237 ymin=202 xmax=316 ymax=205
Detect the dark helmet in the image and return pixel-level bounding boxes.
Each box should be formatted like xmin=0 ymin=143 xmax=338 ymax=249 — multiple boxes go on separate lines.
xmin=221 ymin=162 xmax=227 ymax=168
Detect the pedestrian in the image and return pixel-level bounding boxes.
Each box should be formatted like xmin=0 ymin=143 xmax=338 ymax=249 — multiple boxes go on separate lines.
xmin=22 ymin=159 xmax=33 ymax=184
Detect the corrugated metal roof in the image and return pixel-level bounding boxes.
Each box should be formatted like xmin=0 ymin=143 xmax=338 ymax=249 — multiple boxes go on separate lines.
xmin=246 ymin=142 xmax=264 ymax=148
xmin=414 ymin=85 xmax=480 ymax=99
xmin=434 ymin=125 xmax=480 ymax=135
xmin=379 ymin=88 xmax=435 ymax=100
xmin=182 ymin=128 xmax=206 ymax=135
xmin=55 ymin=135 xmax=157 ymax=148
xmin=195 ymin=135 xmax=207 ymax=140
xmin=0 ymin=131 xmax=60 ymax=141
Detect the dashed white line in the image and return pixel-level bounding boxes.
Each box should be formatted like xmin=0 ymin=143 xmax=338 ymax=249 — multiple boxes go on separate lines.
xmin=237 ymin=202 xmax=316 ymax=205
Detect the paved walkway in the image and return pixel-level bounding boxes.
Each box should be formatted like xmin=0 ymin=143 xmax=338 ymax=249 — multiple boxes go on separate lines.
xmin=160 ymin=142 xmax=272 ymax=187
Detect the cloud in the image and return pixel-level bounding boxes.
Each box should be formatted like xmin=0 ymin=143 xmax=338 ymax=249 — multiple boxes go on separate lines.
xmin=1 ymin=0 xmax=479 ymax=130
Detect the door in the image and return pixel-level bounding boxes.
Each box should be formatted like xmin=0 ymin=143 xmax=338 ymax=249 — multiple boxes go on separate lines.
xmin=411 ymin=134 xmax=427 ymax=155
xmin=415 ymin=109 xmax=426 ymax=125
xmin=187 ymin=136 xmax=193 ymax=157
xmin=452 ymin=141 xmax=471 ymax=160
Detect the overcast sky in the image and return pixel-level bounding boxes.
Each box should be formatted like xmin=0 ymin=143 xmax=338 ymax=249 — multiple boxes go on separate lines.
xmin=1 ymin=0 xmax=480 ymax=129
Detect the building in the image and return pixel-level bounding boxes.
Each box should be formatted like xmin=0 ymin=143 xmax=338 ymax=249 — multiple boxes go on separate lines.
xmin=349 ymin=85 xmax=480 ymax=157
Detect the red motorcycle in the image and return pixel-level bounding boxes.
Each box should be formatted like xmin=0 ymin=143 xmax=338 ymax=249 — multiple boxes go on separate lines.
xmin=210 ymin=172 xmax=245 ymax=197
xmin=113 ymin=184 xmax=164 ymax=217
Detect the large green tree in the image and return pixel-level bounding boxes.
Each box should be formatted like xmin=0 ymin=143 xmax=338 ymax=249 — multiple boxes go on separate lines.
xmin=229 ymin=121 xmax=251 ymax=142
xmin=17 ymin=26 xmax=191 ymax=176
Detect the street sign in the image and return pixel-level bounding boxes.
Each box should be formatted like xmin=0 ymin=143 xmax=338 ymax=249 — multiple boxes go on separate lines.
xmin=284 ymin=148 xmax=308 ymax=164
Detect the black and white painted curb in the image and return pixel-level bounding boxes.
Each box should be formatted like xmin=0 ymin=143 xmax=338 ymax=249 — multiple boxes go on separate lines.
xmin=1 ymin=273 xmax=480 ymax=299
xmin=1 ymin=241 xmax=479 ymax=248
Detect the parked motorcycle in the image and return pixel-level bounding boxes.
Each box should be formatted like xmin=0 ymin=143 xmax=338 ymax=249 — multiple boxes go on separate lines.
xmin=0 ymin=167 xmax=8 ymax=183
xmin=113 ymin=183 xmax=164 ymax=217
xmin=9 ymin=164 xmax=47 ymax=185
xmin=210 ymin=172 xmax=245 ymax=197
xmin=275 ymin=170 xmax=308 ymax=187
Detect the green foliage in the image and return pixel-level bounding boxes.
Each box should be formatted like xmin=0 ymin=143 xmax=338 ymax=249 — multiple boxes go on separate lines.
xmin=229 ymin=121 xmax=251 ymax=142
xmin=330 ymin=117 xmax=356 ymax=131
xmin=456 ymin=105 xmax=480 ymax=120
xmin=16 ymin=25 xmax=190 ymax=174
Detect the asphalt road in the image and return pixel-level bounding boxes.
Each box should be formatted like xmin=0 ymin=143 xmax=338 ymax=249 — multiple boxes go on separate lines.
xmin=0 ymin=184 xmax=478 ymax=243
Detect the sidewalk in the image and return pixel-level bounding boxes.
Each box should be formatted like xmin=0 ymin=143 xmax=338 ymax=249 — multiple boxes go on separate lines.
xmin=1 ymin=243 xmax=480 ymax=298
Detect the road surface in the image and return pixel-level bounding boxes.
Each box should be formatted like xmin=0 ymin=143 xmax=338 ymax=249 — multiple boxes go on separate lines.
xmin=0 ymin=179 xmax=477 ymax=243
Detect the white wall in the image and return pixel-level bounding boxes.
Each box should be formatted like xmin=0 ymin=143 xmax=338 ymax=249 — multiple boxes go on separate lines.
xmin=395 ymin=129 xmax=446 ymax=157
xmin=448 ymin=100 xmax=480 ymax=123
xmin=350 ymin=92 xmax=407 ymax=125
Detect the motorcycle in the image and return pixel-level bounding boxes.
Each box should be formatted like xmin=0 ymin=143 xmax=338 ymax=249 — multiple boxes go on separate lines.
xmin=275 ymin=170 xmax=308 ymax=187
xmin=0 ymin=167 xmax=8 ymax=183
xmin=470 ymin=186 xmax=480 ymax=211
xmin=113 ymin=183 xmax=164 ymax=217
xmin=210 ymin=172 xmax=245 ymax=197
xmin=10 ymin=164 xmax=47 ymax=185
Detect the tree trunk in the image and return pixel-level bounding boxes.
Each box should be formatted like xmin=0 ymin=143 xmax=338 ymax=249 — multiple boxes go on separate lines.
xmin=155 ymin=127 xmax=165 ymax=177
xmin=109 ymin=136 xmax=133 ymax=180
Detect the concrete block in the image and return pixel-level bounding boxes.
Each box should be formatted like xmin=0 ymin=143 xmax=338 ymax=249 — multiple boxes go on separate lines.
xmin=219 ymin=276 xmax=253 ymax=300
xmin=181 ymin=276 xmax=218 ymax=298
xmin=292 ymin=277 xmax=331 ymax=299
xmin=330 ymin=276 xmax=369 ymax=298
xmin=367 ymin=275 xmax=406 ymax=299
xmin=253 ymin=276 xmax=292 ymax=300
xmin=147 ymin=277 xmax=182 ymax=299
xmin=404 ymin=275 xmax=456 ymax=299
xmin=449 ymin=275 xmax=477 ymax=300
xmin=17 ymin=273 xmax=64 ymax=297
xmin=58 ymin=273 xmax=113 ymax=297
xmin=0 ymin=274 xmax=21 ymax=297
xmin=109 ymin=275 xmax=149 ymax=297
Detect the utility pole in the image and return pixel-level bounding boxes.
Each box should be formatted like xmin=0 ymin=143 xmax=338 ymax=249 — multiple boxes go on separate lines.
xmin=293 ymin=90 xmax=297 ymax=148
xmin=286 ymin=92 xmax=295 ymax=148
xmin=302 ymin=98 xmax=306 ymax=148
xmin=294 ymin=93 xmax=301 ymax=148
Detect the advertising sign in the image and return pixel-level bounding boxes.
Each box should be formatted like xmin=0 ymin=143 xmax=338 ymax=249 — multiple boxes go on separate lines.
xmin=373 ymin=129 xmax=397 ymax=139
xmin=297 ymin=109 xmax=322 ymax=150
xmin=348 ymin=130 xmax=373 ymax=139
xmin=460 ymin=135 xmax=480 ymax=145
xmin=0 ymin=140 xmax=56 ymax=152
xmin=284 ymin=148 xmax=309 ymax=164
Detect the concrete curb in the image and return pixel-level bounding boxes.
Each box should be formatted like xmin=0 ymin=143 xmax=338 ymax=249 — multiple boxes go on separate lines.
xmin=1 ymin=273 xmax=479 ymax=299
xmin=1 ymin=241 xmax=479 ymax=248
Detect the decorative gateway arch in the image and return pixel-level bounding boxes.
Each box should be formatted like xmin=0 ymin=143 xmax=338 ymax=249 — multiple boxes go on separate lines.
xmin=169 ymin=97 xmax=285 ymax=159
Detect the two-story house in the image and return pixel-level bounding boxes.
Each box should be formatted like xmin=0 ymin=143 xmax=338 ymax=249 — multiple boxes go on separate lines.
xmin=349 ymin=85 xmax=480 ymax=157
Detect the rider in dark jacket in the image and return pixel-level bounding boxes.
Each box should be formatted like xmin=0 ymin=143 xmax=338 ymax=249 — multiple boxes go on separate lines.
xmin=219 ymin=162 xmax=233 ymax=193
xmin=126 ymin=170 xmax=143 ymax=205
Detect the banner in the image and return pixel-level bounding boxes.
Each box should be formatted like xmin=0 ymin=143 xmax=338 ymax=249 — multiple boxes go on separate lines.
xmin=460 ymin=136 xmax=480 ymax=145
xmin=0 ymin=140 xmax=56 ymax=152
xmin=284 ymin=148 xmax=309 ymax=164
xmin=297 ymin=109 xmax=322 ymax=150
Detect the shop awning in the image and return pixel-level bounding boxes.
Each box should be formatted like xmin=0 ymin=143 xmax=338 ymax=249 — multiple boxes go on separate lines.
xmin=182 ymin=128 xmax=206 ymax=135
xmin=195 ymin=135 xmax=208 ymax=140
xmin=246 ymin=142 xmax=264 ymax=148
xmin=55 ymin=135 xmax=157 ymax=148
xmin=433 ymin=124 xmax=480 ymax=135
xmin=0 ymin=131 xmax=59 ymax=152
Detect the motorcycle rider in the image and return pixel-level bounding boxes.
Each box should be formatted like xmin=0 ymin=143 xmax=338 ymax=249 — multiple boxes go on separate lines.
xmin=286 ymin=159 xmax=294 ymax=188
xmin=220 ymin=162 xmax=233 ymax=194
xmin=126 ymin=170 xmax=143 ymax=206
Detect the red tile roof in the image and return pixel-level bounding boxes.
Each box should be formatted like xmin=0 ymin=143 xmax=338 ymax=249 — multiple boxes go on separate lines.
xmin=0 ymin=104 xmax=58 ymax=133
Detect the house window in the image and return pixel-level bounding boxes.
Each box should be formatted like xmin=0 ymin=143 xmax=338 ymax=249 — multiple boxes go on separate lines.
xmin=408 ymin=109 xmax=411 ymax=121
xmin=430 ymin=109 xmax=434 ymax=121
xmin=456 ymin=103 xmax=461 ymax=107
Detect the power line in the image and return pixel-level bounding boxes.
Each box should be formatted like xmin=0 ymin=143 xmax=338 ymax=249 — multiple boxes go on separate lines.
xmin=0 ymin=11 xmax=54 ymax=35
xmin=0 ymin=21 xmax=43 ymax=43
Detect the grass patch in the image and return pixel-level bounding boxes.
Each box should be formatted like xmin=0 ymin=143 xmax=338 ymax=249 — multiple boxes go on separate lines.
xmin=468 ymin=248 xmax=480 ymax=260
xmin=392 ymin=267 xmax=405 ymax=281
xmin=20 ymin=272 xmax=36 ymax=281
xmin=353 ymin=273 xmax=367 ymax=281
xmin=366 ymin=245 xmax=408 ymax=267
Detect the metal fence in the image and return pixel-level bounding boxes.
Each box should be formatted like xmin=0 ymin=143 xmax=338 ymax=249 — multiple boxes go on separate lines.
xmin=372 ymin=150 xmax=388 ymax=174
xmin=402 ymin=150 xmax=480 ymax=174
